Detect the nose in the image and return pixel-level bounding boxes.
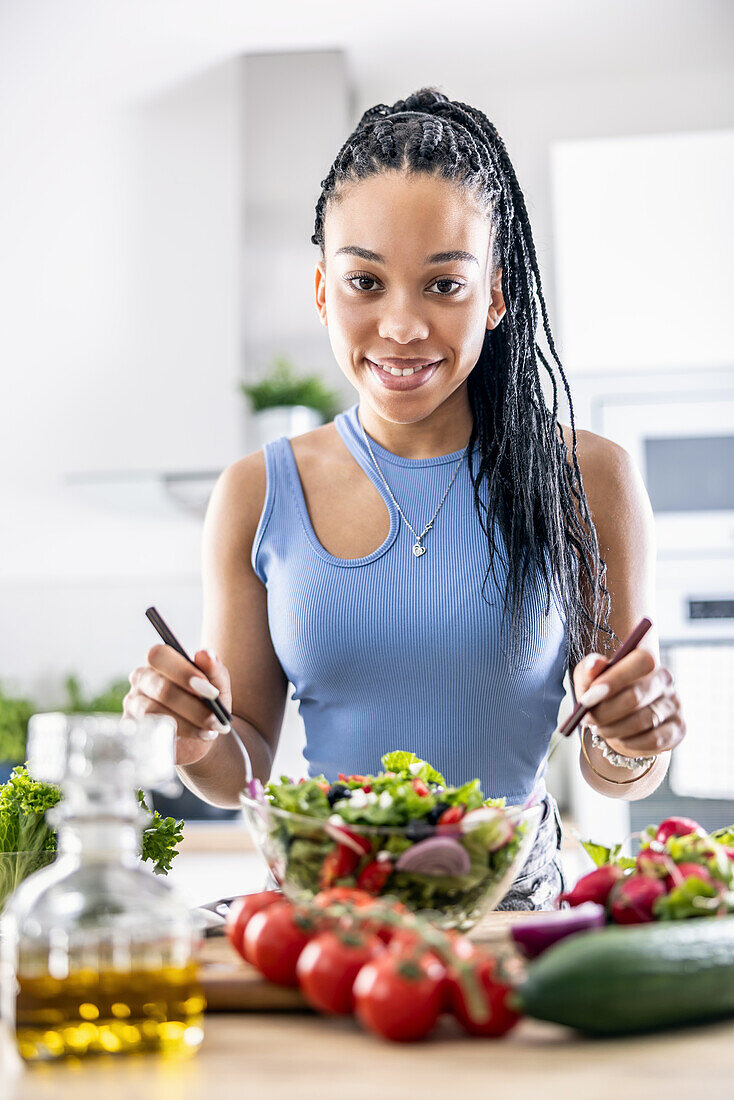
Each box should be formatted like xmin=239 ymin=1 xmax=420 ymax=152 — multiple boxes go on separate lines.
xmin=377 ymin=292 xmax=430 ymax=344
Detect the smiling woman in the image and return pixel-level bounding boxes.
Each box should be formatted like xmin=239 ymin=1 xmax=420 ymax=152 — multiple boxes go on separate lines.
xmin=311 ymin=94 xmax=601 ymax=670
xmin=126 ymin=86 xmax=687 ymax=912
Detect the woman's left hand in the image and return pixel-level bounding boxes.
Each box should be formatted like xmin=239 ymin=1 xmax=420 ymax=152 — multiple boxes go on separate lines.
xmin=572 ymin=650 xmax=686 ymax=757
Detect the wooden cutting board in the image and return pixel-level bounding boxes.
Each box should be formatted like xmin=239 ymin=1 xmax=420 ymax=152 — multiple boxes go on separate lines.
xmin=199 ymin=909 xmax=537 ymax=1012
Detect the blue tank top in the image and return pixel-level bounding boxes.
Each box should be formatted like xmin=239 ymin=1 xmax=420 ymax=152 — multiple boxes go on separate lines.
xmin=251 ymin=402 xmax=569 ymax=804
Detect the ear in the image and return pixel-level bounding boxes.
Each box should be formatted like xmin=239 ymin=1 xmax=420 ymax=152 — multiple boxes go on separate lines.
xmin=486 ymin=267 xmax=506 ymax=330
xmin=315 ymin=261 xmax=328 ymax=327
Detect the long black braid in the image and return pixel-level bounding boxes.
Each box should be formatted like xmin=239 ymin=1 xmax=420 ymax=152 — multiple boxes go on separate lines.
xmin=311 ymin=87 xmax=616 ymax=671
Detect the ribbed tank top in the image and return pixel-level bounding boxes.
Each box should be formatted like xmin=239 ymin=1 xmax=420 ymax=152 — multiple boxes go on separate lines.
xmin=251 ymin=403 xmax=569 ymax=804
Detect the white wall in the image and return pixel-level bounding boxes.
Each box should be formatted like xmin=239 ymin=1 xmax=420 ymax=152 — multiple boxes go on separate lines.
xmin=0 ymin=53 xmax=243 ymax=700
xmin=2 ymin=0 xmax=732 ymax=789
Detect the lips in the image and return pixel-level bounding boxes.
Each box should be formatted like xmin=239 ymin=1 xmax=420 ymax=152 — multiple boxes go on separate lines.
xmin=374 ymin=358 xmax=441 ymax=373
xmin=366 ymin=358 xmax=442 ymax=391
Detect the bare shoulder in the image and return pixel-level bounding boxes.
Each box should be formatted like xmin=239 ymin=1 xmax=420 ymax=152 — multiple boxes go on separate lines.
xmin=557 ymin=423 xmax=652 ymax=537
xmin=204 ymin=449 xmax=268 ymax=553
xmin=559 ymin=422 xmax=637 ymax=488
xmin=288 ymin=421 xmax=343 ymax=463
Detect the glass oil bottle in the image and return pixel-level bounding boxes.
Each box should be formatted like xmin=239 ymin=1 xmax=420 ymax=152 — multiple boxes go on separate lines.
xmin=0 ymin=712 xmax=204 ymax=1061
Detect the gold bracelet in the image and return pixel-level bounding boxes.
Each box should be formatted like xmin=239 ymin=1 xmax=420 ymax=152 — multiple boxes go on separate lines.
xmin=580 ymin=726 xmax=657 ymax=785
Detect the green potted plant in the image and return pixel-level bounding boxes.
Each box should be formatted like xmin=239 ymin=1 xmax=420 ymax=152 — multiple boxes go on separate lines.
xmin=0 ymin=685 xmax=35 ymax=784
xmin=239 ymin=355 xmax=342 ymax=446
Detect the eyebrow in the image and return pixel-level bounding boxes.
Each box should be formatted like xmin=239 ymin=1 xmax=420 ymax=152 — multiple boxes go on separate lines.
xmin=334 ymin=246 xmax=479 ymax=267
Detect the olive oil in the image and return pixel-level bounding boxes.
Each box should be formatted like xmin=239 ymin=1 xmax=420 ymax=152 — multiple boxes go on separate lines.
xmin=1 ymin=713 xmax=203 ymax=1064
xmin=15 ymin=963 xmax=205 ymax=1061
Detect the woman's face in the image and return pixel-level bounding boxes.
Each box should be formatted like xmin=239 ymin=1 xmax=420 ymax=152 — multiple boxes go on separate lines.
xmin=314 ymin=170 xmax=505 ymax=428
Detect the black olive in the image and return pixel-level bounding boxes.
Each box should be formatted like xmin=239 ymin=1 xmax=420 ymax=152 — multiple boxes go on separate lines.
xmin=327 ymin=783 xmax=351 ymax=806
xmin=405 ymin=819 xmax=435 ymax=842
xmin=424 ymin=802 xmax=449 ymax=826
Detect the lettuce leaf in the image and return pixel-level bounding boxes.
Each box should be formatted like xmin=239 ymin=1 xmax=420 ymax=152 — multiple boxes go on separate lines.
xmin=653 ymin=876 xmax=729 ymax=920
xmin=265 ymin=777 xmax=331 ymax=820
xmin=579 ymin=838 xmax=636 ymax=871
xmin=380 ymin=751 xmax=445 ymax=786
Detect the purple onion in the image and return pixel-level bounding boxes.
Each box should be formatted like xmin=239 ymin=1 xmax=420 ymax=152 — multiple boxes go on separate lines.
xmin=246 ymin=777 xmax=265 ymax=802
xmin=395 ymin=836 xmax=471 ymax=876
xmin=510 ymin=901 xmax=606 ymax=958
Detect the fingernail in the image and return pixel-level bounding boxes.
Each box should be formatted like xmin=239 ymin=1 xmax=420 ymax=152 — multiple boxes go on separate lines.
xmin=206 ymin=648 xmax=218 ymax=662
xmin=198 ymin=729 xmax=219 ymax=741
xmin=207 ymin=717 xmax=231 ymax=733
xmin=189 ymin=676 xmax=219 ymax=700
xmin=584 ymin=653 xmax=602 ymax=671
xmin=580 ymin=683 xmax=611 ymax=708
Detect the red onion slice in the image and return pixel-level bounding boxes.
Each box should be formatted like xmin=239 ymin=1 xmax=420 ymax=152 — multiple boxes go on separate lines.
xmin=395 ymin=836 xmax=471 ymax=876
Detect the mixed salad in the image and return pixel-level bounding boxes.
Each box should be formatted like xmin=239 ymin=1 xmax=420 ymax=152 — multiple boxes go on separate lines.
xmin=247 ymin=751 xmax=529 ymax=922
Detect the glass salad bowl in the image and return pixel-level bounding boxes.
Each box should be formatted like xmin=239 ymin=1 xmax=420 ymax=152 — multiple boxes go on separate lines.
xmin=240 ymin=791 xmax=543 ymax=931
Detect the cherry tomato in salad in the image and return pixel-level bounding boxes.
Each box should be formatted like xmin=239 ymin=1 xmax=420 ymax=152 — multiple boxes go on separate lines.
xmin=319 ymin=844 xmax=360 ymax=889
xmin=437 ymin=804 xmax=466 ymax=827
xmin=411 ymin=777 xmax=431 ymax=797
xmin=330 ymin=827 xmax=372 ymax=857
xmin=225 ymin=890 xmax=282 ymax=963
xmin=244 ymin=901 xmax=314 ymax=986
xmin=296 ymin=930 xmax=383 ymax=1015
xmin=449 ymin=955 xmax=521 ymax=1038
xmin=338 ymin=773 xmax=371 ymax=788
xmin=353 ymin=952 xmax=446 ymax=1042
xmin=357 ymin=857 xmax=394 ymax=895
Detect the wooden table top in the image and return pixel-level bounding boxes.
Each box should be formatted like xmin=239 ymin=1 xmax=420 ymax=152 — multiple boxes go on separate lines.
xmin=4 ymin=911 xmax=734 ymax=1100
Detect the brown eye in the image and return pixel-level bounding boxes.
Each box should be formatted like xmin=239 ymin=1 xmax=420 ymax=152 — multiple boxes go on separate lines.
xmin=431 ymin=279 xmax=464 ymax=295
xmin=344 ymin=273 xmax=381 ymax=292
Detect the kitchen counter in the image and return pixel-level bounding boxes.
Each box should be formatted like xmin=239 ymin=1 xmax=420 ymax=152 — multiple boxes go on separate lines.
xmin=5 ymin=1002 xmax=734 ymax=1100
xmin=3 ymin=910 xmax=734 ymax=1099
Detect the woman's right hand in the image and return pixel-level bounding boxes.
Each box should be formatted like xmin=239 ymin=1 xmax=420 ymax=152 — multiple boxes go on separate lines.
xmin=123 ymin=646 xmax=233 ymax=765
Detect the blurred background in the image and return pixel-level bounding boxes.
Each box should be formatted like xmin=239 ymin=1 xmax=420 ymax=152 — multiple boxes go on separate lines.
xmin=1 ymin=0 xmax=733 ymax=899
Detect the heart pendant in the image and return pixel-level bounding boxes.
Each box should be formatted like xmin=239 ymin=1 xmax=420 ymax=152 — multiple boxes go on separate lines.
xmin=412 ymin=543 xmax=426 ymax=557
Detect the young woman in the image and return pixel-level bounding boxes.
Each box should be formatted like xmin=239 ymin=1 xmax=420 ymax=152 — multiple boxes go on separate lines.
xmin=124 ymin=88 xmax=686 ymax=909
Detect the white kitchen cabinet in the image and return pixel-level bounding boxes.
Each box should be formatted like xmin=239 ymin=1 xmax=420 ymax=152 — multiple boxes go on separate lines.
xmin=551 ymin=130 xmax=734 ymax=375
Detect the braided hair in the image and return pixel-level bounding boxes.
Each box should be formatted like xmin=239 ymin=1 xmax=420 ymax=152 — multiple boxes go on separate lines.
xmin=311 ymin=87 xmax=615 ymax=671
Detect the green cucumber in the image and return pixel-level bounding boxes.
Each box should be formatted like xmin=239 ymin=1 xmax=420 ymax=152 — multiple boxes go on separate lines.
xmin=516 ymin=916 xmax=734 ymax=1035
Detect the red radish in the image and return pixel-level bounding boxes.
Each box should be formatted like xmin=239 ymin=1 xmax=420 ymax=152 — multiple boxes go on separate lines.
xmin=461 ymin=807 xmax=514 ymax=851
xmin=636 ymin=849 xmax=676 ymax=879
xmin=559 ymin=864 xmax=624 ymax=907
xmin=609 ymin=874 xmax=666 ymax=924
xmin=655 ymin=816 xmax=705 ymax=845
xmin=510 ymin=902 xmax=606 ymax=958
xmin=665 ymin=861 xmax=714 ymax=890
